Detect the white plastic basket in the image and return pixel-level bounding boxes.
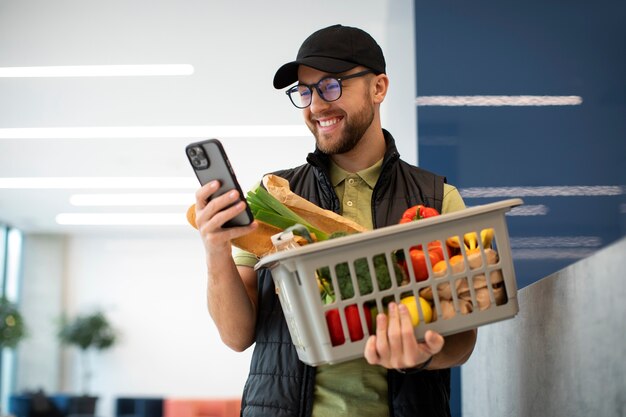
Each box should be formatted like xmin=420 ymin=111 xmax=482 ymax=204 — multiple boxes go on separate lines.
xmin=256 ymin=198 xmax=523 ymax=366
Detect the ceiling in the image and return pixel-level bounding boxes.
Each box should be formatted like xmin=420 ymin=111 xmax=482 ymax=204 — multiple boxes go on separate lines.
xmin=0 ymin=0 xmax=417 ymax=235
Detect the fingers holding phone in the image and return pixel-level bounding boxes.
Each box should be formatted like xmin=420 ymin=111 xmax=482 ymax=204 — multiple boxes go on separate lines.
xmin=194 ymin=180 xmax=255 ymax=233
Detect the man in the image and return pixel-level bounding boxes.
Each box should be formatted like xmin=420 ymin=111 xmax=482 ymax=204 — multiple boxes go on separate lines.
xmin=194 ymin=24 xmax=477 ymax=417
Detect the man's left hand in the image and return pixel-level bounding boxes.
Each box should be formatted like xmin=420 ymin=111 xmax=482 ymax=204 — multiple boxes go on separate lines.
xmin=363 ymin=302 xmax=444 ymax=369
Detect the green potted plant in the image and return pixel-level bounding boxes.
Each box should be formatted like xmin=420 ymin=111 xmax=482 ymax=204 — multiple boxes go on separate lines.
xmin=0 ymin=297 xmax=27 ymax=417
xmin=58 ymin=311 xmax=117 ymax=415
xmin=0 ymin=297 xmax=27 ymax=349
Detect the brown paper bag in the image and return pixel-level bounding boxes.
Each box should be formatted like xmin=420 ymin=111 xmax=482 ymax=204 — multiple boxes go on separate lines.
xmin=263 ymin=175 xmax=367 ymax=235
xmin=187 ymin=174 xmax=367 ymax=258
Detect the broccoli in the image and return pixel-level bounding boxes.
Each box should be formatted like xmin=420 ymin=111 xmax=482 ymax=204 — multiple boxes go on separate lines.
xmin=316 ymin=232 xmax=406 ymax=302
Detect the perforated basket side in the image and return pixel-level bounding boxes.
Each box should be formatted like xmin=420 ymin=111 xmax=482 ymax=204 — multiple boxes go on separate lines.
xmin=261 ymin=199 xmax=523 ymax=366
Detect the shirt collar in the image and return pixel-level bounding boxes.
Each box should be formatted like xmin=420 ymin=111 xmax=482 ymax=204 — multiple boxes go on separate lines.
xmin=328 ymin=158 xmax=384 ymax=189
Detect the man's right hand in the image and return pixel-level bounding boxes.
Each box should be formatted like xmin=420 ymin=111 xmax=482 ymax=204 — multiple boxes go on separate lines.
xmin=194 ymin=180 xmax=258 ymax=256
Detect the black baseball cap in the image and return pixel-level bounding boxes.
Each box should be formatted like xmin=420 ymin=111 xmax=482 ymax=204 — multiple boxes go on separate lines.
xmin=273 ymin=24 xmax=386 ymax=89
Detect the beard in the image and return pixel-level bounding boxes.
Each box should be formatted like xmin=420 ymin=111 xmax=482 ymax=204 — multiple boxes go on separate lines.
xmin=310 ymin=96 xmax=375 ymax=155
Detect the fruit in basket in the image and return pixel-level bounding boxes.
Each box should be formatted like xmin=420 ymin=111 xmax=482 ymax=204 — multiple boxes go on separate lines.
xmin=400 ymin=296 xmax=432 ymax=326
xmin=325 ymin=304 xmax=373 ymax=346
xmin=432 ymin=250 xmax=479 ymax=274
xmin=395 ymin=243 xmax=446 ymax=281
xmin=399 ymin=204 xmax=440 ymax=223
xmin=408 ymin=247 xmax=442 ymax=281
xmin=325 ymin=309 xmax=345 ymax=346
xmin=447 ymin=228 xmax=495 ymax=252
xmin=396 ymin=205 xmax=453 ymax=281
xmin=420 ymin=247 xmax=507 ymax=315
xmin=480 ymin=228 xmax=495 ymax=248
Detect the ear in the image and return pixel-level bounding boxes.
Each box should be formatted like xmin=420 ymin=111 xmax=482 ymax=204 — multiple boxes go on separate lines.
xmin=372 ymin=74 xmax=389 ymax=104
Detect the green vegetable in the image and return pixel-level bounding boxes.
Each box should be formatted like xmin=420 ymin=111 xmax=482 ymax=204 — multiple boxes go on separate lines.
xmin=246 ymin=186 xmax=328 ymax=241
xmin=316 ymin=233 xmax=406 ymax=303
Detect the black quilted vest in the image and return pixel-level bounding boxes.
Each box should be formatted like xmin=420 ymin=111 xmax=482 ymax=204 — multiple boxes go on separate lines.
xmin=241 ymin=130 xmax=451 ymax=417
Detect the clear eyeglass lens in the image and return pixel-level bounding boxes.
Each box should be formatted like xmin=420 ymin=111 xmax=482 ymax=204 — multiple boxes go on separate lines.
xmin=319 ymin=78 xmax=341 ymax=101
xmin=294 ymin=85 xmax=312 ymax=108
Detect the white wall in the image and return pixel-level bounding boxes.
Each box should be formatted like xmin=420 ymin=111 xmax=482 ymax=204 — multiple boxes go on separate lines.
xmin=19 ymin=231 xmax=253 ymax=417
xmin=10 ymin=1 xmax=417 ymax=416
xmin=65 ymin=232 xmax=251 ymax=412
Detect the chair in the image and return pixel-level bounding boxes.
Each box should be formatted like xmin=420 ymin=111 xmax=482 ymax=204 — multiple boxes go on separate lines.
xmin=49 ymin=394 xmax=97 ymax=417
xmin=8 ymin=394 xmax=32 ymax=417
xmin=9 ymin=392 xmax=65 ymax=417
xmin=115 ymin=397 xmax=163 ymax=417
xmin=163 ymin=398 xmax=240 ymax=417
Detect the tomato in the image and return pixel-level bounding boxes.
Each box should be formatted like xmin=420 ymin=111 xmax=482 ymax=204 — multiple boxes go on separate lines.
xmin=399 ymin=205 xmax=440 ymax=224
xmin=325 ymin=304 xmax=373 ymax=346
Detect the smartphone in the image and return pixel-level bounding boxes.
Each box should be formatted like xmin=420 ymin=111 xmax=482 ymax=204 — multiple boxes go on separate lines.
xmin=185 ymin=138 xmax=254 ymax=228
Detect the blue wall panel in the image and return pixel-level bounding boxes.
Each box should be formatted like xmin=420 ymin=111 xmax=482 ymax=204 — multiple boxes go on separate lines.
xmin=415 ymin=0 xmax=626 ymax=289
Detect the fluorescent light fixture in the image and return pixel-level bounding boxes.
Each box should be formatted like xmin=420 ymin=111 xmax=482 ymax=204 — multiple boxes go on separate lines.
xmin=70 ymin=193 xmax=195 ymax=206
xmin=512 ymin=248 xmax=596 ymax=260
xmin=416 ymin=95 xmax=583 ymax=106
xmin=510 ymin=236 xmax=602 ymax=249
xmin=460 ymin=185 xmax=623 ymax=198
xmin=0 ymin=125 xmax=311 ymax=139
xmin=0 ymin=177 xmax=197 ymax=189
xmin=506 ymin=205 xmax=549 ymax=216
xmin=0 ymin=64 xmax=194 ymax=77
xmin=56 ymin=213 xmax=187 ymax=226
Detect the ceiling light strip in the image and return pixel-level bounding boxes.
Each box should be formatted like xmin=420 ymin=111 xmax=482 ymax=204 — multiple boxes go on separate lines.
xmin=56 ymin=213 xmax=187 ymax=226
xmin=505 ymin=205 xmax=549 ymax=216
xmin=0 ymin=177 xmax=197 ymax=189
xmin=461 ymin=185 xmax=623 ymax=198
xmin=416 ymin=95 xmax=583 ymax=106
xmin=0 ymin=65 xmax=194 ymax=77
xmin=0 ymin=125 xmax=311 ymax=139
xmin=69 ymin=193 xmax=195 ymax=206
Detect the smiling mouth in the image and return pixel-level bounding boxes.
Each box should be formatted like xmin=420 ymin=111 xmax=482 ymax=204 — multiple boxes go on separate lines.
xmin=317 ymin=117 xmax=342 ymax=128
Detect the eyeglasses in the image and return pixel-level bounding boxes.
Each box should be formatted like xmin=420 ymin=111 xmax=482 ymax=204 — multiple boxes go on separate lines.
xmin=285 ymin=69 xmax=373 ymax=109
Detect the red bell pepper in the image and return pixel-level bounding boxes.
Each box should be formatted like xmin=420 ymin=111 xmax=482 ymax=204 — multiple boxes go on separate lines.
xmin=399 ymin=204 xmax=440 ymax=224
xmin=398 ymin=205 xmax=450 ymax=281
xmin=325 ymin=304 xmax=372 ymax=346
xmin=408 ymin=245 xmax=444 ymax=281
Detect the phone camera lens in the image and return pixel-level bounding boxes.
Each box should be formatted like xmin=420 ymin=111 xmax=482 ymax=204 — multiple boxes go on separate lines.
xmin=188 ymin=145 xmax=209 ymax=169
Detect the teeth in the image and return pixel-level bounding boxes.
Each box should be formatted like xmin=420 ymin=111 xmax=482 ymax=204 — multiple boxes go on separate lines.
xmin=319 ymin=118 xmax=339 ymax=127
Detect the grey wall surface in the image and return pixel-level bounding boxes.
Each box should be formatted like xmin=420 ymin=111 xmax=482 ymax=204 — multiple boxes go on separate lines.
xmin=18 ymin=235 xmax=66 ymax=391
xmin=462 ymin=237 xmax=626 ymax=417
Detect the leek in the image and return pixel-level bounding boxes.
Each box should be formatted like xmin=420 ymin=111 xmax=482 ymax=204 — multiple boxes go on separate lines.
xmin=247 ymin=186 xmax=328 ymax=241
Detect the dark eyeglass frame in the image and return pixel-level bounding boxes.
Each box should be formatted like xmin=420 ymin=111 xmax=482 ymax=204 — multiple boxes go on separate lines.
xmin=285 ymin=69 xmax=374 ymax=109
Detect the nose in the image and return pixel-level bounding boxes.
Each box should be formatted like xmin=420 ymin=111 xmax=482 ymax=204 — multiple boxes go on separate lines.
xmin=308 ymin=87 xmax=330 ymax=114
